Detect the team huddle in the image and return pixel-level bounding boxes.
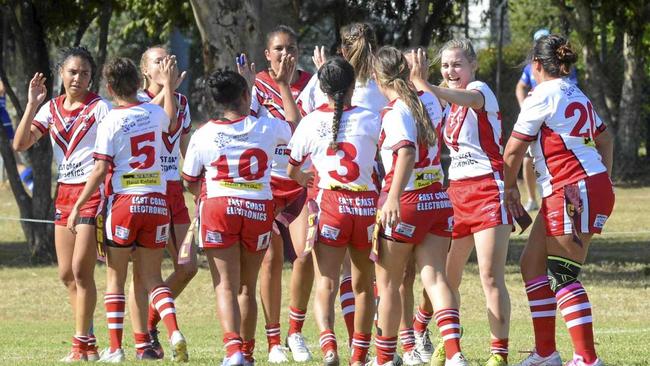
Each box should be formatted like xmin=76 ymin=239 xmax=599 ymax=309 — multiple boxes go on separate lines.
xmin=12 ymin=21 xmax=614 ymax=366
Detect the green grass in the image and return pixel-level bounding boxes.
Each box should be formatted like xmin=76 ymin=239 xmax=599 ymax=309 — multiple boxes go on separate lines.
xmin=0 ymin=184 xmax=649 ymax=365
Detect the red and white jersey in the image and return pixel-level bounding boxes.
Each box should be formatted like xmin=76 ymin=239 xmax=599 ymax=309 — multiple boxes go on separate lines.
xmin=137 ymin=90 xmax=192 ymax=181
xmin=288 ymin=105 xmax=380 ymax=192
xmin=511 ymin=78 xmax=608 ymax=197
xmin=297 ymin=75 xmax=388 ymax=115
xmin=182 ymin=116 xmax=293 ymax=200
xmin=443 ymin=81 xmax=504 ymax=181
xmin=379 ymin=92 xmax=445 ymax=192
xmin=94 ymin=102 xmax=169 ymax=195
xmin=250 ymin=69 xmax=312 ymax=180
xmin=32 ymin=93 xmax=111 ymax=183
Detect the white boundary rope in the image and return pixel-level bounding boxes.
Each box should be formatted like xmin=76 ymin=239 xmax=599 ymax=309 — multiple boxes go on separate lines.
xmin=0 ymin=216 xmax=55 ymax=224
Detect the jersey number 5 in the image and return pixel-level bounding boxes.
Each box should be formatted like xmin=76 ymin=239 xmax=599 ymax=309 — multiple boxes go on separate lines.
xmin=130 ymin=132 xmax=156 ymax=169
xmin=212 ymin=148 xmax=269 ymax=182
xmin=327 ymin=142 xmax=360 ymax=183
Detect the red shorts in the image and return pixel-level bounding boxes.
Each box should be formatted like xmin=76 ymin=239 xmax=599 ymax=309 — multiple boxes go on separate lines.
xmin=200 ymin=196 xmax=274 ymax=252
xmin=315 ymin=189 xmax=378 ymax=249
xmin=166 ymin=180 xmax=191 ymax=225
xmin=381 ymin=183 xmax=454 ymax=244
xmin=542 ymin=172 xmax=614 ymax=236
xmin=271 ymin=176 xmax=304 ymax=201
xmin=447 ymin=172 xmax=512 ymax=238
xmin=105 ymin=193 xmax=170 ymax=248
xmin=55 ymin=183 xmax=103 ymax=226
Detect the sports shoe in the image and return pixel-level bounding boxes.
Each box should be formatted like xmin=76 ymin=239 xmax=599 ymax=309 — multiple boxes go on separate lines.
xmin=430 ymin=340 xmax=446 ymax=366
xmin=268 ymin=344 xmax=290 ymax=363
xmin=323 ymin=350 xmax=339 ymax=366
xmin=286 ymin=333 xmax=312 ymax=362
xmin=136 ymin=347 xmax=162 ymax=360
xmin=60 ymin=350 xmax=88 ymax=362
xmin=402 ymin=349 xmax=423 ymax=365
xmin=486 ymin=354 xmax=507 ymax=366
xmin=170 ymin=330 xmax=188 ymax=362
xmin=244 ymin=358 xmax=255 ymax=366
xmin=98 ymin=348 xmax=125 ymax=363
xmin=393 ymin=353 xmax=403 ymax=366
xmin=514 ymin=350 xmax=562 ymax=366
xmin=563 ymin=354 xmax=603 ymax=366
xmin=366 ymin=357 xmax=395 ymax=366
xmin=149 ymin=328 xmax=164 ymax=359
xmin=524 ymin=200 xmax=539 ymax=211
xmin=222 ymin=351 xmax=244 ymax=366
xmin=414 ymin=329 xmax=433 ymax=363
xmin=445 ymin=353 xmax=469 ymax=366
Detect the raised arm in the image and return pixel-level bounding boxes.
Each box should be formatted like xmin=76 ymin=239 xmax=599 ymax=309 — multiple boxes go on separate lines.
xmin=270 ymin=55 xmax=301 ymax=125
xmin=13 ymin=73 xmax=47 ymax=151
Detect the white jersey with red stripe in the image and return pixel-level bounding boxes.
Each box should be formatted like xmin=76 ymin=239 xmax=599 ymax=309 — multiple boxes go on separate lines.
xmin=32 ymin=93 xmax=111 ymax=184
xmin=182 ymin=116 xmax=293 ymax=200
xmin=94 ymin=102 xmax=169 ymax=195
xmin=379 ymin=92 xmax=445 ymax=192
xmin=443 ymin=81 xmax=504 ymax=181
xmin=249 ymin=70 xmax=312 ymax=181
xmin=137 ymin=90 xmax=192 ymax=181
xmin=297 ymin=75 xmax=389 ymax=115
xmin=511 ymin=78 xmax=608 ymax=197
xmin=288 ymin=105 xmax=380 ymax=192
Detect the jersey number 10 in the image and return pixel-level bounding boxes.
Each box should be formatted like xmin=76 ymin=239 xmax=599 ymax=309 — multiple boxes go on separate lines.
xmin=211 ymin=148 xmax=269 ymax=182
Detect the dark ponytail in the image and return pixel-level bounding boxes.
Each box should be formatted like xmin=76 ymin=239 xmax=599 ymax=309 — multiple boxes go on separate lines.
xmin=532 ymin=34 xmax=577 ymax=78
xmin=317 ymin=57 xmax=355 ymax=150
xmin=206 ymin=69 xmax=248 ymax=111
xmin=57 ymin=46 xmax=96 ymax=78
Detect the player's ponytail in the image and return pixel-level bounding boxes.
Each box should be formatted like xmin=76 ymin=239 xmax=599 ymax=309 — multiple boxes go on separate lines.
xmin=532 ymin=34 xmax=577 ymax=78
xmin=317 ymin=57 xmax=355 ymax=150
xmin=340 ymin=22 xmax=377 ymax=85
xmin=374 ymin=46 xmax=436 ymax=147
xmin=206 ymin=69 xmax=248 ymax=111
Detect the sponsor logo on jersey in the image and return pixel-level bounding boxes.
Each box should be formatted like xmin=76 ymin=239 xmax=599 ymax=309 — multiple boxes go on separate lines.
xmin=121 ymin=171 xmax=161 ymax=188
xmin=414 ymin=169 xmax=442 ymax=189
xmin=155 ymin=224 xmax=169 ymax=243
xmin=447 ymin=216 xmax=454 ymax=232
xmin=205 ymin=230 xmax=223 ymax=244
xmin=55 ymin=209 xmax=62 ymax=221
xmin=220 ymin=181 xmax=263 ymax=191
xmin=593 ymin=214 xmax=608 ymax=229
xmin=320 ymin=224 xmax=340 ymax=241
xmin=394 ymin=222 xmax=416 ymax=238
xmin=115 ymin=225 xmax=130 ymax=240
xmin=257 ymin=231 xmax=271 ymax=251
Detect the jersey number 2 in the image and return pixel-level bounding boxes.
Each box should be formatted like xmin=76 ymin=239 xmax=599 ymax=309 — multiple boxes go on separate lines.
xmin=566 ymin=101 xmax=596 ymax=139
xmin=212 ymin=148 xmax=268 ymax=182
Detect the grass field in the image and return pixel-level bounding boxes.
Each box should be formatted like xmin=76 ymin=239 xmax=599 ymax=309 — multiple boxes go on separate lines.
xmin=0 ymin=184 xmax=649 ymax=365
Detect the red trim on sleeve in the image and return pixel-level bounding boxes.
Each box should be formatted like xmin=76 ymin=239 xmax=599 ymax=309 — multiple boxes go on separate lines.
xmin=596 ymin=124 xmax=607 ymax=133
xmin=288 ymin=157 xmax=304 ymax=166
xmin=511 ymin=130 xmax=537 ymax=142
xmin=93 ymin=153 xmax=113 ymax=163
xmin=391 ymin=140 xmax=416 ymax=153
xmin=31 ymin=120 xmax=48 ymax=134
xmin=182 ymin=172 xmax=201 ymax=183
xmin=182 ymin=125 xmax=192 ymax=134
xmin=250 ymin=110 xmax=258 ymax=117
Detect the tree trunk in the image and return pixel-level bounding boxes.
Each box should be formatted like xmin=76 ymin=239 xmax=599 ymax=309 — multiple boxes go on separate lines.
xmin=91 ymin=1 xmax=111 ymax=93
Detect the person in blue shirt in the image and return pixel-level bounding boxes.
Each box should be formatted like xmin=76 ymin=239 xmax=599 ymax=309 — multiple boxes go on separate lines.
xmin=515 ymin=29 xmax=578 ymax=211
xmin=0 ymin=80 xmax=15 ymax=139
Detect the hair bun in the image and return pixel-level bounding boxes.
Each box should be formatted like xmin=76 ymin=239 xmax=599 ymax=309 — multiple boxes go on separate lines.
xmin=555 ymin=44 xmax=577 ymax=63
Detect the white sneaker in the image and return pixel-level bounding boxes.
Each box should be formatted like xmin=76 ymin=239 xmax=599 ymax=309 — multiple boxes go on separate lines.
xmin=514 ymin=350 xmax=562 ymax=366
xmin=170 ymin=330 xmax=188 ymax=362
xmin=414 ymin=330 xmax=433 ymax=363
xmin=402 ymin=349 xmax=423 ymax=365
xmin=286 ymin=333 xmax=312 ymax=362
xmin=268 ymin=344 xmax=290 ymax=363
xmin=222 ymin=351 xmax=244 ymax=366
xmin=563 ymin=354 xmax=603 ymax=366
xmin=366 ymin=357 xmax=396 ymax=366
xmin=98 ymin=348 xmax=125 ymax=363
xmin=445 ymin=352 xmax=469 ymax=366
xmin=323 ymin=350 xmax=339 ymax=366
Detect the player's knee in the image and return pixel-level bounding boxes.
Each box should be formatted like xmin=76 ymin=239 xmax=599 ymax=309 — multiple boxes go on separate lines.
xmin=71 ymin=263 xmax=94 ymax=289
xmin=547 ymin=255 xmax=582 ymax=292
xmin=479 ymin=270 xmax=504 ymax=291
xmin=59 ymin=268 xmax=75 ymax=290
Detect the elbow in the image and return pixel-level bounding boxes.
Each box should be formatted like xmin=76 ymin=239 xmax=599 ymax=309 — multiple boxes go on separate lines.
xmin=13 ymin=140 xmax=28 ymax=152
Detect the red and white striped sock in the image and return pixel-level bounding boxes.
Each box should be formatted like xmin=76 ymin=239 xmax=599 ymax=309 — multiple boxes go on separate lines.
xmin=72 ymin=335 xmax=89 ymax=353
xmin=413 ymin=306 xmax=433 ymax=334
xmin=265 ymin=323 xmax=281 ymax=350
xmin=147 ymin=301 xmax=161 ymax=331
xmin=149 ymin=286 xmax=179 ymax=338
xmin=399 ymin=328 xmax=416 ymax=353
xmin=319 ymin=330 xmax=337 ymax=355
xmin=350 ymin=332 xmax=371 ymax=364
xmin=223 ymin=332 xmax=243 ymax=357
xmin=491 ymin=338 xmax=508 ymax=362
xmin=434 ymin=308 xmax=461 ymax=360
xmin=105 ymin=293 xmax=125 ymax=352
xmin=339 ymin=276 xmax=355 ymax=343
xmin=375 ymin=335 xmax=397 ymax=365
xmin=134 ymin=332 xmax=152 ymax=355
xmin=526 ymin=275 xmax=557 ymax=357
xmin=557 ymin=282 xmax=597 ymax=364
xmin=288 ymin=306 xmax=306 ymax=336
xmin=87 ymin=333 xmax=97 ymax=349
xmin=243 ymin=338 xmax=255 ymax=362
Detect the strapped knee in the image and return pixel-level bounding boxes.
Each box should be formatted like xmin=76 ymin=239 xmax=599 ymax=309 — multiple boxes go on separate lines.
xmin=546 ymin=255 xmax=582 ymax=292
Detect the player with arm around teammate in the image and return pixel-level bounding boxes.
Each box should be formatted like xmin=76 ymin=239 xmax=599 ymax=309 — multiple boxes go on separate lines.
xmin=67 ymin=57 xmax=188 ymax=362
xmin=504 ymin=35 xmax=614 ymax=366
xmin=13 ymin=47 xmax=110 ymax=362
xmin=287 ymin=57 xmax=380 ymax=366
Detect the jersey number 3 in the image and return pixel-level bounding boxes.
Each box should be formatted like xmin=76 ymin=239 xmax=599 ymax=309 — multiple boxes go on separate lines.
xmin=327 ymin=142 xmax=360 ymax=183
